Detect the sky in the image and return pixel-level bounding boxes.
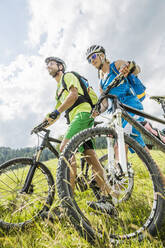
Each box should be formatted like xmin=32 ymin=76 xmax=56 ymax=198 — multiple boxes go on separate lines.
xmin=0 ymin=0 xmax=165 ymax=148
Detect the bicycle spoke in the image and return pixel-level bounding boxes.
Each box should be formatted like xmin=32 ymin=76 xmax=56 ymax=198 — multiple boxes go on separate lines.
xmin=0 ymin=158 xmax=55 ymax=229
xmin=57 ymin=127 xmax=165 ymax=245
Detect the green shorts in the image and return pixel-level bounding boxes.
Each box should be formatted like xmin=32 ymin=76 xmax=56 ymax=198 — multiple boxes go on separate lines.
xmin=65 ymin=112 xmax=94 ymax=152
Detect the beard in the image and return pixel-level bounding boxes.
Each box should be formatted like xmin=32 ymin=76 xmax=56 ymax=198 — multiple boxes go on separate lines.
xmin=48 ymin=68 xmax=58 ymax=77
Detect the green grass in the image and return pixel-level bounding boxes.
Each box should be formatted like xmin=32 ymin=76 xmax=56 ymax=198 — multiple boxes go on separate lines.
xmin=0 ymin=151 xmax=165 ymax=248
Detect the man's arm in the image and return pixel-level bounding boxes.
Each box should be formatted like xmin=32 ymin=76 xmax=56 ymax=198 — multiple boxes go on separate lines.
xmin=99 ymin=87 xmax=108 ymax=113
xmin=115 ymin=60 xmax=141 ymax=77
xmin=45 ymin=86 xmax=78 ymax=126
xmin=57 ymin=86 xmax=78 ymax=113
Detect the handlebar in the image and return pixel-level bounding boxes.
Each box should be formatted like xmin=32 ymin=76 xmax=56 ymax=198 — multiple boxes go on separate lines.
xmin=150 ymin=96 xmax=165 ymax=116
xmin=103 ymin=61 xmax=136 ymax=95
xmin=150 ymin=96 xmax=165 ymax=103
xmin=94 ymin=61 xmax=136 ymax=113
xmin=31 ymin=120 xmax=49 ymax=134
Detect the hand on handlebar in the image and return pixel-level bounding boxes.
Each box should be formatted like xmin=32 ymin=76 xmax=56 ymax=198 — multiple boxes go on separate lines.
xmin=44 ymin=116 xmax=60 ymax=126
xmin=119 ymin=61 xmax=137 ymax=78
xmin=119 ymin=62 xmax=130 ymax=77
xmin=31 ymin=120 xmax=49 ymax=134
xmin=31 ymin=110 xmax=60 ymax=134
xmin=45 ymin=110 xmax=60 ymax=126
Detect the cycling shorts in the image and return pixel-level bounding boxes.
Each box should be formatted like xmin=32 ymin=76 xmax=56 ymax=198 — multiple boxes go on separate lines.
xmin=65 ymin=112 xmax=94 ymax=152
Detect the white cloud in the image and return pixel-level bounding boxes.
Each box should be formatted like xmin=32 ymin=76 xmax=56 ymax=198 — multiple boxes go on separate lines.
xmin=0 ymin=0 xmax=165 ymax=147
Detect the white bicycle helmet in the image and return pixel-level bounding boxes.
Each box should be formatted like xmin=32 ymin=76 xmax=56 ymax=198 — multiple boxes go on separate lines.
xmin=45 ymin=57 xmax=66 ymax=72
xmin=86 ymin=45 xmax=105 ymax=60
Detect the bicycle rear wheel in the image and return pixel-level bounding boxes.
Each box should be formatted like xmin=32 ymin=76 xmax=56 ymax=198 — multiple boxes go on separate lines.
xmin=0 ymin=157 xmax=55 ymax=230
xmin=57 ymin=127 xmax=165 ymax=245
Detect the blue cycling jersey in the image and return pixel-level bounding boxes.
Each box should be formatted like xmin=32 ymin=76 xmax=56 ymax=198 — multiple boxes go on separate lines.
xmin=100 ymin=62 xmax=143 ymax=111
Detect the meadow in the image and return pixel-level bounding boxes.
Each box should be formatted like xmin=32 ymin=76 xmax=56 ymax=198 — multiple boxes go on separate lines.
xmin=0 ymin=150 xmax=165 ymax=248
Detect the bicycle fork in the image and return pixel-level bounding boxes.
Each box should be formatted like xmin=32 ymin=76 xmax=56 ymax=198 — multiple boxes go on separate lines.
xmin=106 ymin=109 xmax=128 ymax=175
xmin=20 ymin=149 xmax=43 ymax=194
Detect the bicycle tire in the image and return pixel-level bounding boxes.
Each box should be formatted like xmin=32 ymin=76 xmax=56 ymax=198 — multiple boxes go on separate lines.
xmin=57 ymin=127 xmax=165 ymax=245
xmin=0 ymin=157 xmax=55 ymax=230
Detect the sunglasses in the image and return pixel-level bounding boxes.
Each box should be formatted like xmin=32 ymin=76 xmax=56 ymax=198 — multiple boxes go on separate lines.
xmin=88 ymin=53 xmax=97 ymax=63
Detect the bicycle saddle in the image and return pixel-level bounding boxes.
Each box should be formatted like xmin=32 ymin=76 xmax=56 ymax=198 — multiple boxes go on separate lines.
xmin=150 ymin=95 xmax=165 ymax=103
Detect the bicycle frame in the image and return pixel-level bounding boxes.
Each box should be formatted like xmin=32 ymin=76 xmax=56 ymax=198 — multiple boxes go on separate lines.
xmin=35 ymin=129 xmax=61 ymax=162
xmin=21 ymin=125 xmax=91 ymax=194
xmin=98 ymin=94 xmax=165 ymax=176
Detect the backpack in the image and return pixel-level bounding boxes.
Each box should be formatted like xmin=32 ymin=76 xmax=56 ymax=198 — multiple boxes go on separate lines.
xmin=127 ymin=74 xmax=146 ymax=102
xmin=59 ymin=71 xmax=98 ymax=123
xmin=111 ymin=62 xmax=146 ymax=102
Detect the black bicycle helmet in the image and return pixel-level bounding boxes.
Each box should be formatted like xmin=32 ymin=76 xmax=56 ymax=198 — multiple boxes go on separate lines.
xmin=45 ymin=57 xmax=66 ymax=72
xmin=86 ymin=45 xmax=105 ymax=59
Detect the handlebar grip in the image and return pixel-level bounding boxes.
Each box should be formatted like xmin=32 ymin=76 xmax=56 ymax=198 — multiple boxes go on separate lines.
xmin=31 ymin=120 xmax=49 ymax=134
xmin=94 ymin=62 xmax=136 ymax=112
xmin=128 ymin=61 xmax=136 ymax=74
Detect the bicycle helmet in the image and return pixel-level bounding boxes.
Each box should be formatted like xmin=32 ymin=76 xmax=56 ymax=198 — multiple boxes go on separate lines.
xmin=45 ymin=57 xmax=66 ymax=72
xmin=86 ymin=45 xmax=105 ymax=60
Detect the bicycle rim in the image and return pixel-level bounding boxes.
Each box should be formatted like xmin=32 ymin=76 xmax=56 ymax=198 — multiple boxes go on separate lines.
xmin=0 ymin=157 xmax=55 ymax=229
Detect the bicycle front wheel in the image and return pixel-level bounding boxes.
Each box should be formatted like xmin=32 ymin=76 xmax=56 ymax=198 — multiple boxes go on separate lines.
xmin=0 ymin=157 xmax=55 ymax=230
xmin=57 ymin=127 xmax=165 ymax=245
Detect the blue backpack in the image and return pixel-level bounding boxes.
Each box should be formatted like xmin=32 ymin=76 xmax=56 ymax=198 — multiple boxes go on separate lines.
xmin=127 ymin=74 xmax=146 ymax=102
xmin=111 ymin=62 xmax=146 ymax=102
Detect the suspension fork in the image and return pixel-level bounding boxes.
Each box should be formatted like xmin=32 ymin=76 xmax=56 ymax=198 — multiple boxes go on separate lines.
xmin=114 ymin=109 xmax=128 ymax=174
xmin=20 ymin=146 xmax=44 ymax=194
xmin=106 ymin=136 xmax=115 ymax=174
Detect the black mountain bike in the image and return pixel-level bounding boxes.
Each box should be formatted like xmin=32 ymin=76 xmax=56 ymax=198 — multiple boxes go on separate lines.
xmin=56 ymin=74 xmax=165 ymax=245
xmin=0 ymin=120 xmax=103 ymax=230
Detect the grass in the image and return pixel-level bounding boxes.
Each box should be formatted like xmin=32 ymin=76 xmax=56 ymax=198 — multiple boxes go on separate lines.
xmin=0 ymin=151 xmax=165 ymax=248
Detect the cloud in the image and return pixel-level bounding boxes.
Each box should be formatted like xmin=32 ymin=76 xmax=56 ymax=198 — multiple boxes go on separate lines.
xmin=0 ymin=0 xmax=165 ymax=147
xmin=0 ymin=53 xmax=66 ymax=147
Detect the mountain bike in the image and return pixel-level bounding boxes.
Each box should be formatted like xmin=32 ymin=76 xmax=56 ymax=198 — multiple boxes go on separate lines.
xmin=0 ymin=120 xmax=104 ymax=230
xmin=56 ymin=73 xmax=165 ymax=245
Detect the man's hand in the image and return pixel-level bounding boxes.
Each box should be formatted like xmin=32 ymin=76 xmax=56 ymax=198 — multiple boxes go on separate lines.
xmin=45 ymin=109 xmax=60 ymax=127
xmin=119 ymin=62 xmax=130 ymax=77
xmin=44 ymin=117 xmax=59 ymax=127
xmin=91 ymin=109 xmax=100 ymax=118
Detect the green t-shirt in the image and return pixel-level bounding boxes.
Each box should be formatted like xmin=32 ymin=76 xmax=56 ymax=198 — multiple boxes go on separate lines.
xmin=55 ymin=72 xmax=92 ymax=122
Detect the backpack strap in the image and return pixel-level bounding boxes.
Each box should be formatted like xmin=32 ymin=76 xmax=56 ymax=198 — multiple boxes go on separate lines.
xmin=100 ymin=62 xmax=118 ymax=89
xmin=70 ymin=71 xmax=94 ymax=108
xmin=111 ymin=62 xmax=119 ymax=75
xmin=56 ymin=74 xmax=68 ymax=100
xmin=61 ymin=72 xmax=93 ymax=124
